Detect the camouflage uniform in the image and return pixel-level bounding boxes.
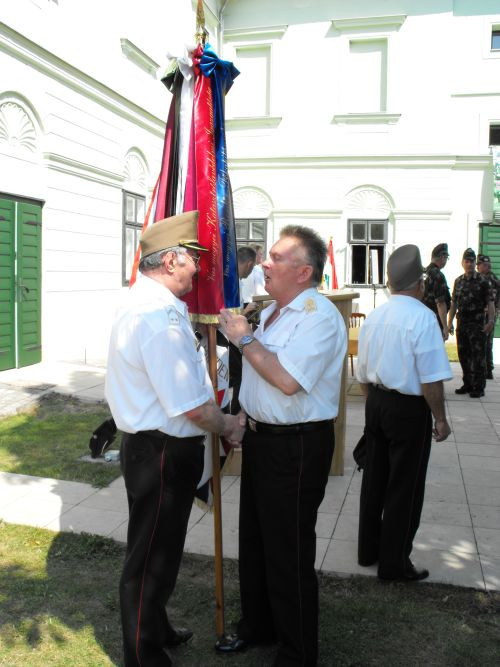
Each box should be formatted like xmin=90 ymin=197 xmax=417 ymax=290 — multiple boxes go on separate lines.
xmin=423 ymin=262 xmax=451 ymax=330
xmin=482 ymin=270 xmax=500 ymax=376
xmin=452 ymin=272 xmax=493 ymax=392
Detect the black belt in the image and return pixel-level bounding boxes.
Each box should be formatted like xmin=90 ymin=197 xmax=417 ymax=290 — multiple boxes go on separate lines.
xmin=371 ymin=383 xmax=399 ymax=394
xmin=247 ymin=417 xmax=332 ymax=435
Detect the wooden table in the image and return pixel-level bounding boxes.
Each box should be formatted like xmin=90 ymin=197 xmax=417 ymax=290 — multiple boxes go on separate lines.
xmin=224 ymin=289 xmax=360 ymax=477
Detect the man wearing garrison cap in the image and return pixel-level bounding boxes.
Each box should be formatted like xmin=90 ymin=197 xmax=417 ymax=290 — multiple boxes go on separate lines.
xmin=105 ymin=211 xmax=245 ymax=666
xmin=356 ymin=244 xmax=452 ymax=582
xmin=423 ymin=243 xmax=451 ymax=338
xmin=447 ymin=248 xmax=495 ymax=397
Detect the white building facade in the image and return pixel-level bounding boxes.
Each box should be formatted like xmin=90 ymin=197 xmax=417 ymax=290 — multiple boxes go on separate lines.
xmin=1 ymin=0 xmax=499 ymax=368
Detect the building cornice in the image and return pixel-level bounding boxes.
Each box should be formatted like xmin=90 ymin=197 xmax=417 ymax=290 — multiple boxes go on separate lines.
xmin=224 ymin=25 xmax=288 ymax=42
xmin=120 ymin=39 xmax=159 ymax=78
xmin=228 ymin=154 xmax=492 ymax=170
xmin=331 ymin=15 xmax=406 ymax=31
xmin=44 ymin=152 xmax=124 ymax=188
xmin=272 ymin=209 xmax=343 ymax=219
xmin=0 ymin=22 xmax=165 ymax=137
xmin=332 ymin=113 xmax=401 ymax=125
xmin=226 ymin=116 xmax=282 ymax=130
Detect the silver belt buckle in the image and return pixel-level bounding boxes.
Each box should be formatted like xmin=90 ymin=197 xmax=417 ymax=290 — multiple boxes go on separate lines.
xmin=248 ymin=417 xmax=257 ymax=432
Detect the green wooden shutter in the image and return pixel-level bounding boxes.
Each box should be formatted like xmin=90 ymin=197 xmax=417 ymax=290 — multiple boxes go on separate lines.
xmin=479 ymin=223 xmax=500 ymax=338
xmin=0 ymin=198 xmax=16 ymax=370
xmin=17 ymin=202 xmax=42 ymax=367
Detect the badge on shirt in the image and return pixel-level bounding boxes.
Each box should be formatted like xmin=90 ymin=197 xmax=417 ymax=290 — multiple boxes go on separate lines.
xmin=304 ymin=298 xmax=317 ymax=313
xmin=167 ymin=307 xmax=180 ymax=325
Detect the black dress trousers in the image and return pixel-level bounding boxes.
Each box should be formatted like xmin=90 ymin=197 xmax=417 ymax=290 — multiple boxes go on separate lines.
xmin=358 ymin=387 xmax=432 ymax=577
xmin=238 ymin=421 xmax=335 ymax=667
xmin=119 ymin=431 xmax=204 ymax=667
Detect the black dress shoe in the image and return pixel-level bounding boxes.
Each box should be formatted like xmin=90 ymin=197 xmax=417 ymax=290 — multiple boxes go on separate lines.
xmin=469 ymin=390 xmax=484 ymax=398
xmin=358 ymin=557 xmax=378 ymax=567
xmin=379 ymin=564 xmax=429 ymax=582
xmin=455 ymin=385 xmax=469 ymax=395
xmin=486 ymin=372 xmax=494 ymax=380
xmin=164 ymin=628 xmax=193 ymax=647
xmin=215 ymin=635 xmax=249 ymax=653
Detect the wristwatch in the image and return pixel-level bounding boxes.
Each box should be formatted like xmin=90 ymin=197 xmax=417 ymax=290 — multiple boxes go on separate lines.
xmin=238 ymin=334 xmax=256 ymax=354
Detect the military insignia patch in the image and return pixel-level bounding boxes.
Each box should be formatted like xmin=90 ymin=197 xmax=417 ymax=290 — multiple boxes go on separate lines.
xmin=167 ymin=308 xmax=180 ymax=325
xmin=304 ymin=298 xmax=317 ymax=313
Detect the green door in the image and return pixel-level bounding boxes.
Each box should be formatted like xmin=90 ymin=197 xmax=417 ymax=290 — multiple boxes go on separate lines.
xmin=17 ymin=202 xmax=42 ymax=367
xmin=479 ymin=223 xmax=500 ymax=338
xmin=0 ymin=196 xmax=42 ymax=370
xmin=0 ymin=199 xmax=16 ymax=371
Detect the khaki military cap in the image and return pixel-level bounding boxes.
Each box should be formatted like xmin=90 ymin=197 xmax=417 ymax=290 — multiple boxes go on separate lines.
xmin=140 ymin=211 xmax=208 ymax=258
xmin=387 ymin=244 xmax=425 ymax=291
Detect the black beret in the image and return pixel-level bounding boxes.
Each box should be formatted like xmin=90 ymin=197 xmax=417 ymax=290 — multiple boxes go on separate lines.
xmin=477 ymin=254 xmax=491 ymax=264
xmin=462 ymin=248 xmax=476 ymax=261
xmin=432 ymin=243 xmax=449 ymax=257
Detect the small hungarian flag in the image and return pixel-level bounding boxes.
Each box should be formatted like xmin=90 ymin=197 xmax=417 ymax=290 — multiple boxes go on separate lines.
xmin=328 ymin=237 xmax=339 ymax=289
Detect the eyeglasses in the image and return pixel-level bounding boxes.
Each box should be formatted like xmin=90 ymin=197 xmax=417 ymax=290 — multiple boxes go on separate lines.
xmin=185 ymin=252 xmax=200 ymax=269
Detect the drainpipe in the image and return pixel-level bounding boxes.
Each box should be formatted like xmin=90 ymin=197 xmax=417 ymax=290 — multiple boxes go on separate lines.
xmin=218 ymin=0 xmax=231 ymax=54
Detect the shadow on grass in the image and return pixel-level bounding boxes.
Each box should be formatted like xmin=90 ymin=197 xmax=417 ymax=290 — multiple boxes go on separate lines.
xmin=0 ymin=523 xmax=499 ymax=666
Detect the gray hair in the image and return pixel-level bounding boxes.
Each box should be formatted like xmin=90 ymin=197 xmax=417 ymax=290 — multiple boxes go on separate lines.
xmin=280 ymin=225 xmax=327 ymax=286
xmin=139 ymin=246 xmax=187 ymax=273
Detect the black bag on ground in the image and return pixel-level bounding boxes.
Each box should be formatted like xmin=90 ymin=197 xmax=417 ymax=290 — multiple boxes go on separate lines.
xmin=353 ymin=430 xmax=367 ymax=471
xmin=89 ymin=417 xmax=117 ymax=458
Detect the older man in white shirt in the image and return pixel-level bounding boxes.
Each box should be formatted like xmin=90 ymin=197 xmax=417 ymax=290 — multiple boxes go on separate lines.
xmin=219 ymin=225 xmax=346 ymax=667
xmin=356 ymin=244 xmax=452 ymax=582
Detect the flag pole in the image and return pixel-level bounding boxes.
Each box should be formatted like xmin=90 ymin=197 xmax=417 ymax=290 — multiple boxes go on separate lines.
xmin=195 ymin=0 xmax=226 ymax=640
xmin=207 ymin=324 xmax=226 ymax=639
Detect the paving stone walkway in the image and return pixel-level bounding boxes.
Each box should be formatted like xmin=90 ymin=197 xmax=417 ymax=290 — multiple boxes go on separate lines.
xmin=0 ymin=361 xmax=499 ymax=591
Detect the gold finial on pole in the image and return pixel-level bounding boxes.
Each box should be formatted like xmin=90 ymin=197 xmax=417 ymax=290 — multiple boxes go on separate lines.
xmin=195 ymin=0 xmax=208 ymax=45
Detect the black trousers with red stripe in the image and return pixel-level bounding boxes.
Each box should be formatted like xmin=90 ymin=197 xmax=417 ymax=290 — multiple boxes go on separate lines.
xmin=358 ymin=387 xmax=432 ymax=578
xmin=119 ymin=431 xmax=204 ymax=667
xmin=237 ymin=421 xmax=334 ymax=667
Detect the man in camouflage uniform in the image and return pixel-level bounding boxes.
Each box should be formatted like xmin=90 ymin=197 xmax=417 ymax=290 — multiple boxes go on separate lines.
xmin=477 ymin=254 xmax=499 ymax=379
xmin=423 ymin=243 xmax=451 ymax=339
xmin=447 ymin=248 xmax=495 ymax=397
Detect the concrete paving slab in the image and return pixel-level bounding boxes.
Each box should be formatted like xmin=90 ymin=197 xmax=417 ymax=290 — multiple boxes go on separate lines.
xmin=462 ymin=468 xmax=500 ymax=487
xmin=469 ymin=505 xmax=500 ymax=529
xmin=0 ymin=496 xmax=72 ymax=528
xmin=459 ymin=455 xmax=500 ymax=471
xmin=424 ymin=481 xmax=467 ymax=504
xmin=79 ymin=487 xmax=128 ymax=513
xmin=321 ymin=539 xmax=376 ymax=578
xmin=316 ymin=512 xmax=339 ymax=539
xmin=46 ymin=505 xmax=128 ymax=537
xmin=412 ymin=547 xmax=484 ymax=589
xmin=457 ymin=443 xmax=500 ymax=458
xmin=465 ymin=484 xmax=500 ymax=507
xmin=474 ymin=527 xmax=500 ymax=560
xmin=415 ymin=522 xmax=477 ymax=555
xmin=420 ymin=501 xmax=472 ymax=527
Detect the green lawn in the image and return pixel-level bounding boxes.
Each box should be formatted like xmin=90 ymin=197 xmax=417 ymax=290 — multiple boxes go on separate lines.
xmin=0 ymin=394 xmax=121 ymax=488
xmin=0 ymin=523 xmax=498 ymax=667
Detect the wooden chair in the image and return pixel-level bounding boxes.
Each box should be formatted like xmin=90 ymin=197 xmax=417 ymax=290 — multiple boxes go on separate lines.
xmin=348 ymin=313 xmax=366 ymax=375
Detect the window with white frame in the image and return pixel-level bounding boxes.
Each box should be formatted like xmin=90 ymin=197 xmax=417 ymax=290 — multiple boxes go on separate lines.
xmin=347 ymin=39 xmax=388 ymax=112
xmin=235 ymin=218 xmax=267 ymax=254
xmin=226 ymin=45 xmax=271 ymax=118
xmin=492 ymin=27 xmax=500 ymax=50
xmin=348 ymin=219 xmax=387 ymax=285
xmin=122 ymin=190 xmax=145 ymax=285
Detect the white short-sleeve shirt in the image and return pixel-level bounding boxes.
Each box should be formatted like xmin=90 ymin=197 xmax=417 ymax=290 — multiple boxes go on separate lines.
xmin=105 ymin=274 xmax=212 ymax=437
xmin=239 ymin=287 xmax=347 ymax=424
xmin=355 ymin=295 xmax=452 ymax=395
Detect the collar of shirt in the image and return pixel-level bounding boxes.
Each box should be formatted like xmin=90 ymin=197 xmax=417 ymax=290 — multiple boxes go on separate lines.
xmin=260 ymin=286 xmax=318 ymax=327
xmin=134 ymin=273 xmax=188 ymax=317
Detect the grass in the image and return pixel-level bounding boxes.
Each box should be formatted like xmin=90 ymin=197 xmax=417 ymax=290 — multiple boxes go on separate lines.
xmin=445 ymin=342 xmax=459 ymax=362
xmin=0 ymin=522 xmax=498 ymax=667
xmin=0 ymin=394 xmax=121 ymax=488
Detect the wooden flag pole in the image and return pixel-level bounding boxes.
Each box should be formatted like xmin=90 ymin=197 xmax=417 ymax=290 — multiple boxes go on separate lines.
xmin=207 ymin=323 xmax=226 ymax=638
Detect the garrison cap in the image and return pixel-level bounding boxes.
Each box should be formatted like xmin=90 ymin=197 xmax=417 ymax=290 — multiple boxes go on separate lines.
xmin=462 ymin=248 xmax=476 ymax=261
xmin=477 ymin=254 xmax=491 ymax=264
xmin=140 ymin=211 xmax=208 ymax=258
xmin=431 ymin=243 xmax=449 ymax=258
xmin=387 ymin=244 xmax=425 ymax=291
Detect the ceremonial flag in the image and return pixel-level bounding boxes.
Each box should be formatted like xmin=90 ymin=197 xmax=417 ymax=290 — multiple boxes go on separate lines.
xmin=328 ymin=237 xmax=339 ymax=289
